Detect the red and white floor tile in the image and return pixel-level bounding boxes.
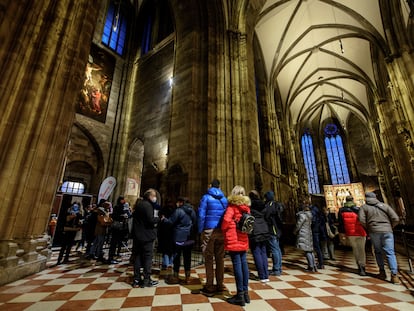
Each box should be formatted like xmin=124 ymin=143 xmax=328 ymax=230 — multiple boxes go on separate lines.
xmin=0 ymin=245 xmax=413 ymax=310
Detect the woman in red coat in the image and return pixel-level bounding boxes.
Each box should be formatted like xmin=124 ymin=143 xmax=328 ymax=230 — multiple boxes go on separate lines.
xmin=221 ymin=185 xmax=250 ymax=306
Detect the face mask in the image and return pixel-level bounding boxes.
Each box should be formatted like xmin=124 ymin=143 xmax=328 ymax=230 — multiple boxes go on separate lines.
xmin=150 ymin=197 xmax=157 ymax=203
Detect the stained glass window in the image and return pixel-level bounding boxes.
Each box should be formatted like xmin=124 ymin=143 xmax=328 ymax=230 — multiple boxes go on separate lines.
xmin=301 ymin=131 xmax=320 ymax=194
xmin=102 ymin=1 xmax=128 ymax=55
xmin=61 ymin=181 xmax=85 ymax=194
xmin=324 ymin=124 xmax=350 ymax=184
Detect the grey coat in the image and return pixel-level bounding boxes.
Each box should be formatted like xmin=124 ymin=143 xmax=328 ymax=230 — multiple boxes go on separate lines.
xmin=294 ymin=210 xmax=313 ymax=252
xmin=358 ymin=197 xmax=399 ymax=233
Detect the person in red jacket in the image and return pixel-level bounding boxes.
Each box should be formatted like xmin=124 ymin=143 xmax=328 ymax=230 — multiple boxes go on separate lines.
xmin=338 ymin=196 xmax=367 ymax=275
xmin=221 ymin=185 xmax=251 ymax=306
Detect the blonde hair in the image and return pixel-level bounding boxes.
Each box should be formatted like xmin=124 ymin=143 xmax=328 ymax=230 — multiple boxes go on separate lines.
xmin=231 ymin=185 xmax=245 ymax=196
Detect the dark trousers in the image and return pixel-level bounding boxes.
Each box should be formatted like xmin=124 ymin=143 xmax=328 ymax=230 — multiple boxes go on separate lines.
xmin=312 ymin=232 xmax=324 ymax=267
xmin=108 ymin=228 xmax=124 ymax=260
xmin=173 ymin=243 xmax=192 ymax=273
xmin=57 ymin=231 xmax=76 ymax=263
xmin=133 ymin=240 xmax=154 ymax=281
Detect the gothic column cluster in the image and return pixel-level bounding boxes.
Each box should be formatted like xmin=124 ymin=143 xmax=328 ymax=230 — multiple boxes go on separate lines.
xmin=0 ymin=1 xmax=99 ymax=285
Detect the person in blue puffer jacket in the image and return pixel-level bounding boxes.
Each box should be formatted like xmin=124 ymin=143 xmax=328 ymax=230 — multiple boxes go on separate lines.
xmin=197 ymin=179 xmax=228 ymax=296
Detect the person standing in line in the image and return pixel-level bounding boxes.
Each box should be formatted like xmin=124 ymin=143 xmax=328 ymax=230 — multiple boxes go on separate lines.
xmin=197 ymin=179 xmax=228 ymax=296
xmin=249 ymin=190 xmax=270 ymax=283
xmin=338 ymin=196 xmax=367 ymax=275
xmin=321 ymin=206 xmax=337 ymax=261
xmin=294 ymin=202 xmax=317 ymax=272
xmin=162 ymin=197 xmax=197 ymax=284
xmin=263 ymin=191 xmax=283 ymax=276
xmin=158 ymin=199 xmax=175 ymax=270
xmin=108 ymin=195 xmax=130 ymax=264
xmin=222 ymin=185 xmax=251 ymax=306
xmin=310 ymin=203 xmax=326 ymax=269
xmin=358 ymin=192 xmax=400 ymax=284
xmin=131 ymin=189 xmax=160 ymax=288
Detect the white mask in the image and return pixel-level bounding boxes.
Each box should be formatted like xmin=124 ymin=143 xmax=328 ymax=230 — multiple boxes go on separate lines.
xmin=150 ymin=197 xmax=157 ymax=203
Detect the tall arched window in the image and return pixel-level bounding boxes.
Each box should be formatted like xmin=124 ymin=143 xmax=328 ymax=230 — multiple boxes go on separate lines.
xmin=102 ymin=1 xmax=128 ymax=55
xmin=324 ymin=123 xmax=350 ymax=184
xmin=301 ymin=130 xmax=320 ymax=194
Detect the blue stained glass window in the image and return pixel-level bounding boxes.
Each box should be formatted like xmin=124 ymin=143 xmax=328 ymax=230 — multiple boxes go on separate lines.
xmin=301 ymin=132 xmax=320 ymax=194
xmin=324 ymin=124 xmax=350 ymax=184
xmin=102 ymin=1 xmax=127 ymax=56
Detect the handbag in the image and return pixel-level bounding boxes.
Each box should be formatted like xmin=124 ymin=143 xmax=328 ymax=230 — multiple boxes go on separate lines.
xmin=98 ymin=213 xmax=113 ymax=226
xmin=326 ymin=222 xmax=337 ymax=239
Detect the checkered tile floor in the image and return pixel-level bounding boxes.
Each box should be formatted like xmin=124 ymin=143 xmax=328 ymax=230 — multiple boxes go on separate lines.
xmin=1 ymin=244 xmax=413 ymax=310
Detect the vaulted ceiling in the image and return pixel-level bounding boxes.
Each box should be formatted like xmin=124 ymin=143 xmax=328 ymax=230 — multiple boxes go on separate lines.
xmin=255 ymin=0 xmax=411 ymax=129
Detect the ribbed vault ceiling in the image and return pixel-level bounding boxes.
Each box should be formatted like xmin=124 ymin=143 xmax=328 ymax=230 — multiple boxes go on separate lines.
xmin=255 ymin=0 xmax=409 ymax=129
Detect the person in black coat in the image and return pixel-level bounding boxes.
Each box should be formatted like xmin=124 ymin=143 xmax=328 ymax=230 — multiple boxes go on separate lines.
xmin=108 ymin=196 xmax=130 ymax=264
xmin=131 ymin=189 xmax=160 ymax=288
xmin=249 ymin=190 xmax=271 ymax=282
xmin=310 ymin=203 xmax=326 ymax=269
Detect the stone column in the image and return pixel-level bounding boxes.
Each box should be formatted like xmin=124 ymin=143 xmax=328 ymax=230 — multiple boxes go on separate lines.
xmin=0 ymin=0 xmax=99 ymax=284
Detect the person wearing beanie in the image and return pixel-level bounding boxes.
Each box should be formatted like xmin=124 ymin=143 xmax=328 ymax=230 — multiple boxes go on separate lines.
xmin=338 ymin=196 xmax=367 ymax=275
xmin=198 ymin=179 xmax=228 ymax=295
xmin=358 ymin=192 xmax=400 ymax=283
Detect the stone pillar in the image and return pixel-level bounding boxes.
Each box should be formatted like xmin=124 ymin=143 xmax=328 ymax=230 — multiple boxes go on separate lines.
xmin=0 ymin=0 xmax=99 ymax=284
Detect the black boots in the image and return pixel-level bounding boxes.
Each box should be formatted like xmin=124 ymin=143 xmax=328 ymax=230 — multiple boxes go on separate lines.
xmin=244 ymin=291 xmax=250 ymax=303
xmin=358 ymin=265 xmax=366 ymax=276
xmin=227 ymin=291 xmax=245 ymax=306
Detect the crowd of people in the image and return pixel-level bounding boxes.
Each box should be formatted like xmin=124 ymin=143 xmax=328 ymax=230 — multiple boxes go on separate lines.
xmin=54 ymin=181 xmax=401 ymax=307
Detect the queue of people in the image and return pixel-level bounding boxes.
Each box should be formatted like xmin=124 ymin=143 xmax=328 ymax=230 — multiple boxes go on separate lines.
xmin=54 ymin=183 xmax=402 ymax=308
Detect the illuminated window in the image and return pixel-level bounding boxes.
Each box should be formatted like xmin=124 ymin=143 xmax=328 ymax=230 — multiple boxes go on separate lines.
xmin=61 ymin=181 xmax=85 ymax=194
xmin=102 ymin=1 xmax=128 ymax=55
xmin=301 ymin=130 xmax=320 ymax=194
xmin=324 ymin=123 xmax=350 ymax=184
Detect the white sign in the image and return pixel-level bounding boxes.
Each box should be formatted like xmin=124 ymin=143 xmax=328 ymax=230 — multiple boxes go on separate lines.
xmin=98 ymin=176 xmax=117 ymax=202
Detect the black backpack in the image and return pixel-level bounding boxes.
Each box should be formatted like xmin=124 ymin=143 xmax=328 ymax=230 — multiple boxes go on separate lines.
xmin=237 ymin=212 xmax=255 ymax=234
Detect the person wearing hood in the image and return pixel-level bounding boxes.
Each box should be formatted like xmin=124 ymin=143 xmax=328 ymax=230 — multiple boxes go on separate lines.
xmin=162 ymin=197 xmax=197 ymax=284
xmin=264 ymin=190 xmax=283 ymax=276
xmin=294 ymin=201 xmax=317 ymax=272
xmin=358 ymin=192 xmax=400 ymax=284
xmin=198 ymin=179 xmax=228 ymax=296
xmin=249 ymin=190 xmax=270 ymax=282
xmin=221 ymin=185 xmax=251 ymax=306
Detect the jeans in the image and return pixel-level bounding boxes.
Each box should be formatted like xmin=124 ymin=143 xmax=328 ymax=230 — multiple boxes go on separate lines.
xmin=268 ymin=235 xmax=282 ymax=273
xmin=312 ymin=232 xmax=324 ymax=267
xmin=251 ymin=241 xmax=269 ymax=280
xmin=201 ymin=228 xmax=225 ymax=290
xmin=162 ymin=253 xmax=174 ymax=268
xmin=348 ymin=236 xmax=366 ymax=267
xmin=89 ymin=234 xmax=105 ymax=259
xmin=369 ymin=232 xmax=398 ymax=275
xmin=230 ymin=251 xmax=249 ymax=293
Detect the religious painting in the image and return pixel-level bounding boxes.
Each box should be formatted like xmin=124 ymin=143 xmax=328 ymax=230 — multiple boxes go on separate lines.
xmin=323 ymin=183 xmax=365 ymax=215
xmin=76 ymin=43 xmax=115 ymax=123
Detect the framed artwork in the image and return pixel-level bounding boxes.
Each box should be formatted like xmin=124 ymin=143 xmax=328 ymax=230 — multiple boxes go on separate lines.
xmin=323 ymin=183 xmax=365 ymax=215
xmin=76 ymin=43 xmax=116 ymax=123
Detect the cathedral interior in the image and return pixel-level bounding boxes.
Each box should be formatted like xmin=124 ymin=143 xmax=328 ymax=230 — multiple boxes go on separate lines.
xmin=1 ymin=0 xmax=414 ymax=288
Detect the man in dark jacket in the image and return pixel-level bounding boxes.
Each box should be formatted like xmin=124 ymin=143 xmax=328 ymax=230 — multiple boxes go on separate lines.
xmin=358 ymin=192 xmax=400 ymax=284
xmin=108 ymin=195 xmax=130 ymax=264
xmin=197 ymin=179 xmax=228 ymax=295
xmin=131 ymin=188 xmax=160 ymax=288
xmin=310 ymin=203 xmax=325 ymax=269
xmin=264 ymin=191 xmax=283 ymax=276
